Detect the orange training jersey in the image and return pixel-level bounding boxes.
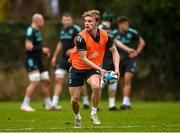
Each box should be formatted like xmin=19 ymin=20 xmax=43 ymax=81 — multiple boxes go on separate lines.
xmin=70 ymin=29 xmax=108 ymax=70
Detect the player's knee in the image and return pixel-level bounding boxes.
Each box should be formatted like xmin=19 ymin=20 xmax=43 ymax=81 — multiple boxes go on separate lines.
xmin=91 ymin=83 xmax=100 ymax=91
xmin=124 ymin=79 xmax=132 ymax=86
xmin=30 ymin=80 xmax=40 ymax=87
xmin=42 ymin=80 xmax=50 ymax=86
xmin=91 ymin=84 xmax=101 ymax=94
xmin=71 ymin=97 xmax=79 ymax=105
xmin=108 ymin=82 xmax=117 ymax=91
xmin=55 ymin=77 xmax=63 ymax=85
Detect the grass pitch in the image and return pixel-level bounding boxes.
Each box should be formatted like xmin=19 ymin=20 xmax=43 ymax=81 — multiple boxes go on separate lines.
xmin=0 ymin=101 xmax=180 ymax=132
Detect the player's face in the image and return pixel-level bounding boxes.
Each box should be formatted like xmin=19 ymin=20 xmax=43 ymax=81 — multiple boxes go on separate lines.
xmin=61 ymin=16 xmax=73 ymax=28
xmin=84 ymin=16 xmax=98 ymax=32
xmin=38 ymin=17 xmax=44 ymax=29
xmin=119 ymin=21 xmax=129 ymax=32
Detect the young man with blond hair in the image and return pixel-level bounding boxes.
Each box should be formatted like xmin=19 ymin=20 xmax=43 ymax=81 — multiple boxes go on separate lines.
xmin=69 ymin=10 xmax=120 ymax=128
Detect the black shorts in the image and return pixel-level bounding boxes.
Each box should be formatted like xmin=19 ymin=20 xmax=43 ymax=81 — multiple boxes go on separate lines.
xmin=120 ymin=58 xmax=137 ymax=76
xmin=24 ymin=55 xmax=47 ymax=72
xmin=68 ymin=67 xmax=100 ymax=87
xmin=56 ymin=58 xmax=71 ymax=71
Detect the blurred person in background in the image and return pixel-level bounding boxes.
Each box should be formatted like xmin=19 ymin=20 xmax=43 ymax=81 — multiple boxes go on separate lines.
xmin=21 ymin=13 xmax=52 ymax=112
xmin=99 ymin=11 xmax=136 ymax=111
xmin=113 ymin=16 xmax=145 ymax=110
xmin=51 ymin=13 xmax=90 ymax=110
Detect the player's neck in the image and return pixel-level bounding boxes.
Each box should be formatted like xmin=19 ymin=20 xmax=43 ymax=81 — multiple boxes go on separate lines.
xmin=119 ymin=27 xmax=126 ymax=34
xmin=63 ymin=24 xmax=72 ymax=29
xmin=31 ymin=23 xmax=39 ymax=30
xmin=89 ymin=28 xmax=98 ymax=38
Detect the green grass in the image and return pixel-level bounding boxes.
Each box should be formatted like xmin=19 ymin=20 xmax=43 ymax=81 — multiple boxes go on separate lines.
xmin=0 ymin=101 xmax=180 ymax=132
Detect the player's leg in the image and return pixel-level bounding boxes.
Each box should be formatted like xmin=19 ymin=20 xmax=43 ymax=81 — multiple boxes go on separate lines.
xmin=103 ymin=59 xmax=118 ymax=110
xmin=69 ymin=86 xmax=82 ymax=128
xmin=81 ymin=85 xmax=90 ymax=109
xmin=68 ymin=67 xmax=85 ymax=128
xmin=52 ymin=69 xmax=66 ymax=109
xmin=87 ymin=73 xmax=101 ymax=125
xmin=121 ymin=59 xmax=136 ymax=110
xmin=38 ymin=58 xmax=53 ymax=110
xmin=21 ymin=57 xmax=41 ymax=112
xmin=21 ymin=70 xmax=40 ymax=112
xmin=108 ymin=82 xmax=118 ymax=111
xmin=40 ymin=71 xmax=52 ymax=110
xmin=121 ymin=72 xmax=133 ymax=109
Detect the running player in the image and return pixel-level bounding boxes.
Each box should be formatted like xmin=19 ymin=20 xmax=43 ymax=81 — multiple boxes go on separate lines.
xmin=99 ymin=11 xmax=136 ymax=111
xmin=51 ymin=13 xmax=90 ymax=110
xmin=113 ymin=16 xmax=145 ymax=110
xmin=69 ymin=10 xmax=120 ymax=128
xmin=21 ymin=13 xmax=52 ymax=112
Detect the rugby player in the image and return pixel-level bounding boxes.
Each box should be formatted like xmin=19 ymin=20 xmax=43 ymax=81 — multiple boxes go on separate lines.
xmin=21 ymin=14 xmax=52 ymax=112
xmin=99 ymin=12 xmax=136 ymax=111
xmin=51 ymin=13 xmax=90 ymax=110
xmin=113 ymin=16 xmax=145 ymax=110
xmin=69 ymin=10 xmax=120 ymax=127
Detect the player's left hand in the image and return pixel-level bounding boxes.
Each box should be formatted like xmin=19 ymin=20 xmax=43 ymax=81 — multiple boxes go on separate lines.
xmin=129 ymin=50 xmax=138 ymax=58
xmin=114 ymin=69 xmax=120 ymax=78
xmin=42 ymin=47 xmax=50 ymax=58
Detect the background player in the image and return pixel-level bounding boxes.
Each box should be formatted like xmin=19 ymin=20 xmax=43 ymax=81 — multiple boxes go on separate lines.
xmin=21 ymin=13 xmax=52 ymax=112
xmin=113 ymin=16 xmax=145 ymax=110
xmin=99 ymin=11 xmax=136 ymax=111
xmin=51 ymin=13 xmax=90 ymax=110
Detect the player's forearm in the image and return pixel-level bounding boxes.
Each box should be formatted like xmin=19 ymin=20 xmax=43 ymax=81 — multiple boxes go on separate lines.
xmin=81 ymin=57 xmax=102 ymax=71
xmin=53 ymin=42 xmax=62 ymax=58
xmin=136 ymin=37 xmax=145 ymax=54
xmin=112 ymin=50 xmax=120 ymax=71
xmin=114 ymin=39 xmax=131 ymax=52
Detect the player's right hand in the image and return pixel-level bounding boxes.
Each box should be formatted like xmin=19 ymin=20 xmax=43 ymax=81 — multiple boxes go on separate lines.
xmin=51 ymin=57 xmax=56 ymax=67
xmin=128 ymin=48 xmax=138 ymax=58
xmin=99 ymin=69 xmax=107 ymax=78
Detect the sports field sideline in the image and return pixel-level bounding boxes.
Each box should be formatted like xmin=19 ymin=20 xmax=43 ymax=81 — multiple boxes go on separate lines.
xmin=0 ymin=101 xmax=179 ymax=132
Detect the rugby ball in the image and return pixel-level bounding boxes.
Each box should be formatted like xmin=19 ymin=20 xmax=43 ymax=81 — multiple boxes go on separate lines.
xmin=104 ymin=71 xmax=119 ymax=84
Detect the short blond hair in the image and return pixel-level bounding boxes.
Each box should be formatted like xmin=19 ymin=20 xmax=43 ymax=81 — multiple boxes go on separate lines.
xmin=82 ymin=10 xmax=101 ymax=23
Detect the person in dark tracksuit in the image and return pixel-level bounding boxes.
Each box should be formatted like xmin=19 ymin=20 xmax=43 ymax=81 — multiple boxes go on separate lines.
xmin=21 ymin=14 xmax=52 ymax=112
xmin=99 ymin=12 xmax=136 ymax=111
xmin=113 ymin=16 xmax=145 ymax=110
xmin=51 ymin=13 xmax=90 ymax=110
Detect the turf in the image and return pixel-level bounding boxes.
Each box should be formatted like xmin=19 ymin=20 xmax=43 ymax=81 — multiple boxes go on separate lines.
xmin=0 ymin=101 xmax=180 ymax=132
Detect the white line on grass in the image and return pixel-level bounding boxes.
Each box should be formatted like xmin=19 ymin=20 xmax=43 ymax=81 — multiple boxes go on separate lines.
xmin=1 ymin=124 xmax=180 ymax=131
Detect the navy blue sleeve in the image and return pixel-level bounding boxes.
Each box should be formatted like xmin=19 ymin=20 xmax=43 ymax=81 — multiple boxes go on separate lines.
xmin=129 ymin=28 xmax=139 ymax=41
xmin=76 ymin=35 xmax=87 ymax=51
xmin=73 ymin=25 xmax=81 ymax=34
xmin=106 ymin=35 xmax=114 ymax=48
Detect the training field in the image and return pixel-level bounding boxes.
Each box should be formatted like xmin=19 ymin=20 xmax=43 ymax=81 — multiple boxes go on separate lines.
xmin=0 ymin=101 xmax=180 ymax=132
